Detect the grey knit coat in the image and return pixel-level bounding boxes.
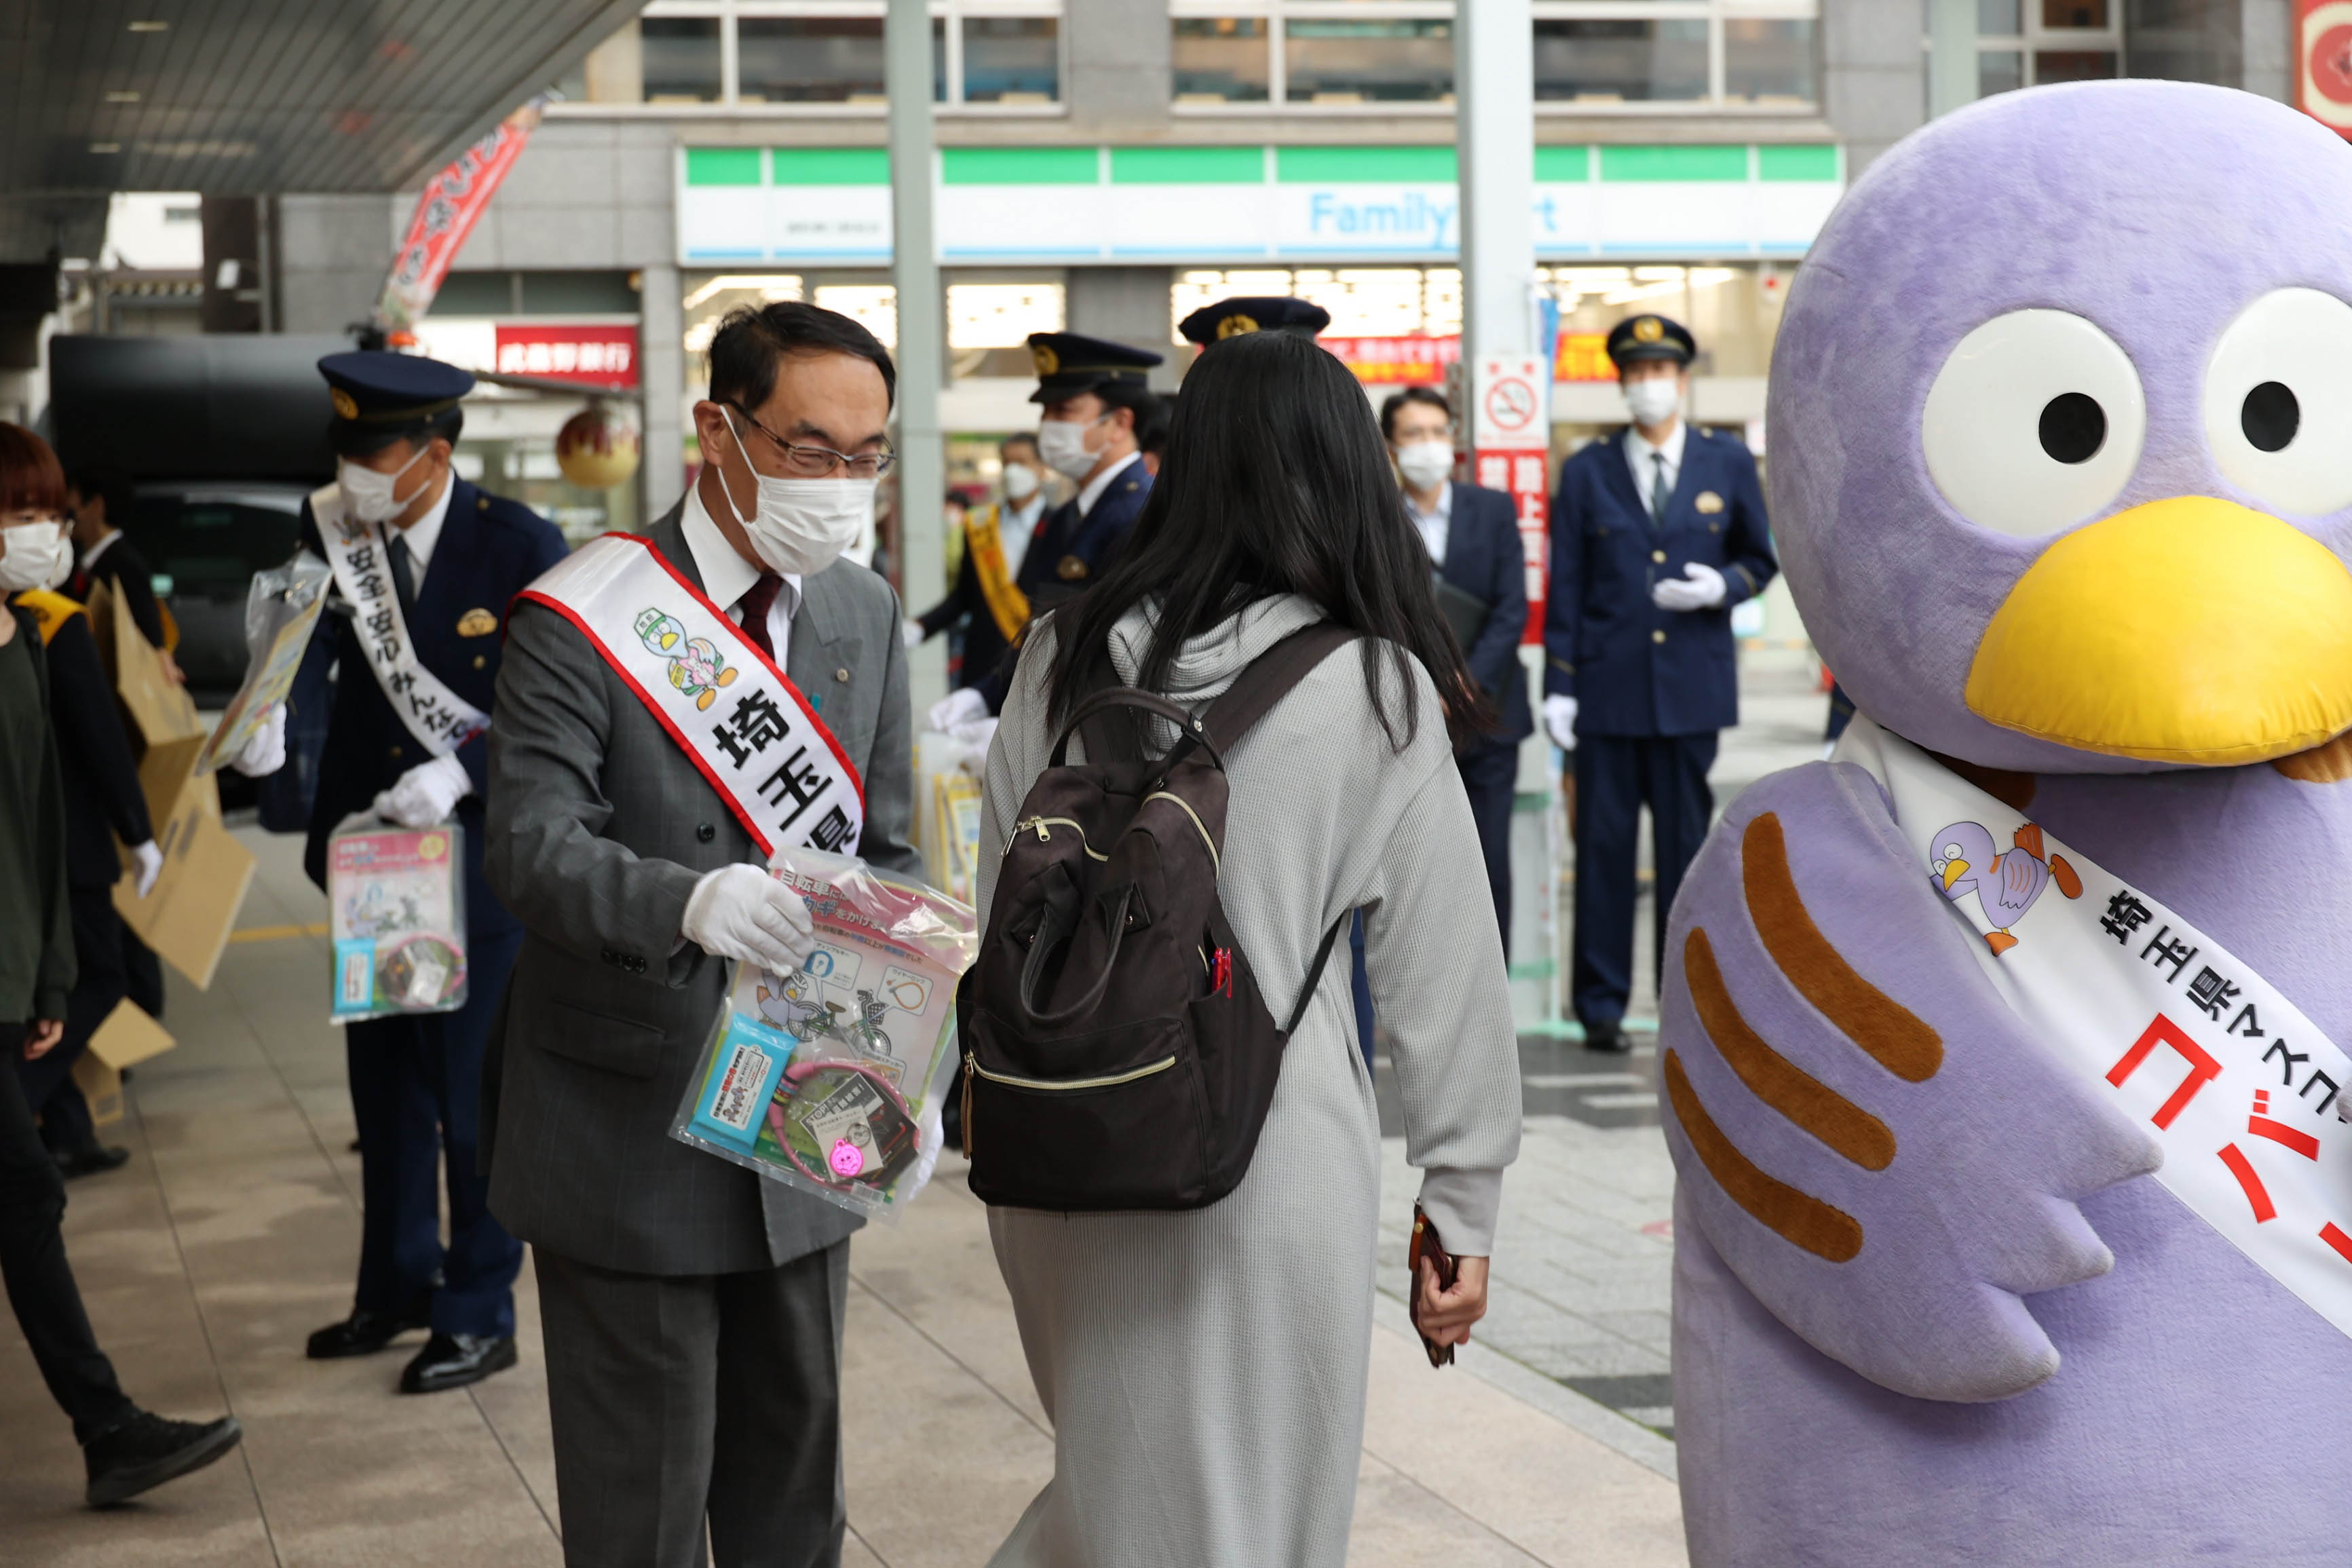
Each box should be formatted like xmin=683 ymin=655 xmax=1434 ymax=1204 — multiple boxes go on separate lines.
xmin=978 ymin=594 xmax=1523 ymax=1568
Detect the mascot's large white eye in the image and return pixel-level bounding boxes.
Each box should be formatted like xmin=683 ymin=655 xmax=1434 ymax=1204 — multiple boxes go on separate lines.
xmin=1920 ymin=309 xmax=2146 ymax=539
xmin=2202 ymin=288 xmax=2352 ymax=518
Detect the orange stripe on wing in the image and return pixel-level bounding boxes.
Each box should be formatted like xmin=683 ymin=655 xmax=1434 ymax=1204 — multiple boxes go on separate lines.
xmin=1684 ymin=928 xmax=1896 ymax=1171
xmin=1663 ymin=1049 xmax=1865 ymax=1263
xmin=1741 ymin=812 xmax=1944 ymax=1083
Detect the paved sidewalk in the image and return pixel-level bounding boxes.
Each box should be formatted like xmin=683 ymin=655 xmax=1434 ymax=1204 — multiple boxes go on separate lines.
xmin=0 ymin=826 xmax=1688 ymax=1567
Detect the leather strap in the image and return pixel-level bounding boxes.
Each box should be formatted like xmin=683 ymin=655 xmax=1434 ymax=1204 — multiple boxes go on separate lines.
xmin=1200 ymin=623 xmax=1359 ymax=754
xmin=1284 ymin=913 xmax=1354 ymax=1037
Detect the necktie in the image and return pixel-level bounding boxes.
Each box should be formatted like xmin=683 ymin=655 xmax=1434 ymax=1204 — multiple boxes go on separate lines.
xmin=1650 ymin=451 xmax=1673 ymax=524
xmin=736 ymin=572 xmax=784 ymax=663
xmin=385 ymin=531 xmax=418 ymax=621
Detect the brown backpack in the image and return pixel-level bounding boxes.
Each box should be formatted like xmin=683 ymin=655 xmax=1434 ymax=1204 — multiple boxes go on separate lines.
xmin=961 ymin=622 xmax=1359 ymax=1211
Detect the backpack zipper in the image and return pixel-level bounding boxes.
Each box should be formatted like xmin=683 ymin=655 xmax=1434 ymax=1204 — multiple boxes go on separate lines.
xmin=1004 ymin=816 xmax=1108 ymax=862
xmin=967 ymin=1054 xmax=1178 ymax=1092
xmin=1141 ymin=792 xmax=1219 ymax=871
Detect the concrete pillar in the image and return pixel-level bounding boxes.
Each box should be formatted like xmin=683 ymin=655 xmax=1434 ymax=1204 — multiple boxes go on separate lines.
xmin=639 ymin=259 xmax=685 ymax=517
xmin=1065 ymin=267 xmax=1177 ymax=389
xmin=1821 ymin=0 xmax=1931 ymax=176
xmin=2244 ymin=0 xmax=2292 ymax=100
xmin=890 ymin=0 xmax=947 ymax=717
xmin=1065 ymin=0 xmax=1172 ymax=136
xmin=1455 ymin=0 xmax=1535 ymax=367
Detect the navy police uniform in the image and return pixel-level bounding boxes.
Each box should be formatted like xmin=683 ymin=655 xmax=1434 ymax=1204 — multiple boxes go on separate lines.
xmin=971 ymin=332 xmax=1161 ymax=713
xmin=1545 ymin=315 xmax=1775 ymax=1037
xmin=298 ymin=353 xmax=569 ymax=1375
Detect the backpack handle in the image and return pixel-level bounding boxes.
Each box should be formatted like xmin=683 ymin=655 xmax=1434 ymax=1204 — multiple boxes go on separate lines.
xmin=1017 ymin=881 xmax=1137 ymax=1029
xmin=1047 ymin=688 xmax=1224 ymax=771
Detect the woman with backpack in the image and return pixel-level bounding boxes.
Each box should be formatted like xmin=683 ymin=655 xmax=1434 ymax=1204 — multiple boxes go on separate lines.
xmin=968 ymin=329 xmax=1522 ymax=1565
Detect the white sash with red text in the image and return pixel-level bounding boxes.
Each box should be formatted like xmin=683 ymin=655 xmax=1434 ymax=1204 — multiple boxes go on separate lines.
xmin=313 ymin=483 xmax=489 ymax=757
xmin=1834 ymin=714 xmax=2352 ymax=1339
xmin=516 ymin=533 xmax=864 ymax=857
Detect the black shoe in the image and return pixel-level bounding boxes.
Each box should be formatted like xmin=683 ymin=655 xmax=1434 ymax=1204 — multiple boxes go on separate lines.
xmin=84 ymin=1410 xmax=243 ymax=1507
xmin=306 ymin=1295 xmax=430 ymax=1360
xmin=54 ymin=1143 xmax=131 ymax=1179
xmin=399 ymin=1332 xmax=517 ymax=1394
xmin=1583 ymin=1019 xmax=1631 ymax=1054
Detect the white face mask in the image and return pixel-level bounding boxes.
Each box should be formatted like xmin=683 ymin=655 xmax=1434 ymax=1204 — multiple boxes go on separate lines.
xmin=717 ymin=408 xmax=874 ymax=577
xmin=1623 ymin=377 xmax=1682 ymax=429
xmin=1395 ymin=440 xmax=1454 ymax=491
xmin=339 ymin=444 xmax=433 ymax=524
xmin=1000 ymin=462 xmax=1042 ymax=502
xmin=1036 ymin=415 xmax=1107 ymax=480
xmin=0 ymin=520 xmax=71 ymax=594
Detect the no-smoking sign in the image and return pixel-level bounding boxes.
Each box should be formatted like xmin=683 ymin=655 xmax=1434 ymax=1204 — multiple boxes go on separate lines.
xmin=1471 ymin=356 xmax=1547 ymax=451
xmin=2298 ymin=0 xmax=2352 ymax=138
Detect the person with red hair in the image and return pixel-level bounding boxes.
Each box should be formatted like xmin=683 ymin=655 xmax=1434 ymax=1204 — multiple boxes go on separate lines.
xmin=0 ymin=422 xmax=242 ymax=1504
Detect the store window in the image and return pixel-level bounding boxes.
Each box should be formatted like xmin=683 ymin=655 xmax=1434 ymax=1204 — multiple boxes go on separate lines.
xmin=1937 ymin=0 xmax=2118 ymax=93
xmin=556 ymin=1 xmax=1056 ymax=110
xmin=1170 ymin=3 xmax=1819 ymax=112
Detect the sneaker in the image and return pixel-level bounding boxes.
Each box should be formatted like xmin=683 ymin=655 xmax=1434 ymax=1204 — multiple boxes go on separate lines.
xmin=84 ymin=1410 xmax=244 ymax=1507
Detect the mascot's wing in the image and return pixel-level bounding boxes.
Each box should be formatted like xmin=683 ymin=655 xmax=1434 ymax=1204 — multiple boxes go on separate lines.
xmin=1660 ymin=762 xmax=2160 ymax=1402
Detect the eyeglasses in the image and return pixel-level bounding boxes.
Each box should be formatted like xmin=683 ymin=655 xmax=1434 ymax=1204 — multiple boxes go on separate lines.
xmin=729 ymin=403 xmax=897 ymax=479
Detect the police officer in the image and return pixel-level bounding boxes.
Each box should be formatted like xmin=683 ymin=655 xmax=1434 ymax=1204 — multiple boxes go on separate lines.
xmin=1543 ymin=315 xmax=1775 ymax=1054
xmin=242 ymin=353 xmax=568 ymax=1390
xmin=905 ymin=434 xmax=1051 ymax=691
xmin=930 ymin=331 xmax=1161 ymax=728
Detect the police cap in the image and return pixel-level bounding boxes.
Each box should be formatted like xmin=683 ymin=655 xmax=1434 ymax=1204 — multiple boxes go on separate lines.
xmin=1026 ymin=332 xmax=1163 ymax=404
xmin=1604 ymin=314 xmax=1696 ymax=371
xmin=318 ymin=350 xmax=474 ymax=455
xmin=1176 ymin=295 xmax=1331 ymax=347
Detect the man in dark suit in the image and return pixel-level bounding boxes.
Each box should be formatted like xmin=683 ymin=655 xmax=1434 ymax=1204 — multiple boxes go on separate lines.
xmin=263 ymin=352 xmax=569 ymax=1391
xmin=930 ymin=331 xmax=1161 ymax=730
xmin=1383 ymin=386 xmax=1532 ymax=949
xmin=1544 ymin=314 xmax=1775 ymax=1054
xmin=64 ymin=466 xmax=168 ymax=657
xmin=483 ymin=301 xmax=920 ymax=1568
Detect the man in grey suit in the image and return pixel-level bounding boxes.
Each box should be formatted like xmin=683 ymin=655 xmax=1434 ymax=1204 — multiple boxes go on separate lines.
xmin=482 ymin=301 xmax=920 ymax=1568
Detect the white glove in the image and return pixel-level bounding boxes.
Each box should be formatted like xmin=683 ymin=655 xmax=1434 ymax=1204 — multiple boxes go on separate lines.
xmin=903 ymin=1098 xmax=946 ymax=1204
xmin=927 ymin=687 xmax=988 ymax=734
xmin=1652 ymin=561 xmax=1728 ymax=612
xmin=949 ymin=715 xmax=998 ymax=754
xmin=229 ymin=703 xmax=288 ymax=778
xmin=902 ymin=620 xmax=925 ymax=650
xmin=681 ymin=862 xmax=816 ymax=972
xmin=373 ymin=754 xmax=471 ymax=828
xmin=1543 ymin=694 xmax=1578 ymax=752
xmin=128 ymin=839 xmax=163 ymax=899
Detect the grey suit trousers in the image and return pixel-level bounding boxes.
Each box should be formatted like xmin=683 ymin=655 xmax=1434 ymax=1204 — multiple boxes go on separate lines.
xmin=535 ymin=1240 xmax=851 ymax=1568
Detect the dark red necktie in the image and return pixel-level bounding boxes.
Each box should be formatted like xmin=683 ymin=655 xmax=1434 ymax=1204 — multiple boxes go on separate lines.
xmin=736 ymin=573 xmax=783 ymax=662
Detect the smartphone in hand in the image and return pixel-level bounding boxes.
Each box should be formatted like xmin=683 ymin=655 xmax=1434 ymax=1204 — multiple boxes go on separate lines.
xmin=1408 ymin=1203 xmax=1458 ymax=1368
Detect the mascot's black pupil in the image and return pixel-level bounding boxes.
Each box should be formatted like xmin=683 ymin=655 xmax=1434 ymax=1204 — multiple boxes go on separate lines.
xmin=2241 ymin=380 xmax=2298 ymax=453
xmin=2037 ymin=392 xmax=2106 ymax=464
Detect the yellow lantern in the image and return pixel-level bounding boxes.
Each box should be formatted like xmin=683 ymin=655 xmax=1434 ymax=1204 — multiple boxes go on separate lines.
xmin=556 ymin=402 xmax=642 ymax=489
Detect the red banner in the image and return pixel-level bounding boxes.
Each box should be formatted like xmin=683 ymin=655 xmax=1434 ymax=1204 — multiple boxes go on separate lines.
xmin=375 ymin=96 xmax=550 ymax=334
xmin=494 ymin=324 xmax=640 ymax=387
xmin=1321 ymin=334 xmax=1458 ymax=385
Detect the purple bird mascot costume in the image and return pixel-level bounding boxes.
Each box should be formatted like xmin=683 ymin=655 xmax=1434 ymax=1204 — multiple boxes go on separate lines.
xmin=1663 ymin=80 xmax=2352 ymax=1566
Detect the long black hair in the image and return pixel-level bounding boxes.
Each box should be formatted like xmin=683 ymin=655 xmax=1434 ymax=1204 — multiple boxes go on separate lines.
xmin=1045 ymin=329 xmax=1481 ymax=752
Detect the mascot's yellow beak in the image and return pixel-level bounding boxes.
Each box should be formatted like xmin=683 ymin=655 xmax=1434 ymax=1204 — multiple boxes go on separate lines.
xmin=1965 ymin=496 xmax=2352 ymax=765
xmin=1941 ymin=858 xmax=1970 ymax=891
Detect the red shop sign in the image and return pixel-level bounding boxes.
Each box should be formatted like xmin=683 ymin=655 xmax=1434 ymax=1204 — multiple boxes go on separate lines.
xmin=494 ymin=323 xmax=640 ymax=388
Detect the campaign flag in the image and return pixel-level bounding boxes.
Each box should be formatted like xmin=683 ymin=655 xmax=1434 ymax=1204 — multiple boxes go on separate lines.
xmin=374 ymin=96 xmax=550 ymax=335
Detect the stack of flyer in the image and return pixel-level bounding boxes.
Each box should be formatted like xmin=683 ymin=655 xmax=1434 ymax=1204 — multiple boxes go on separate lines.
xmin=327 ymin=823 xmax=468 ymax=1021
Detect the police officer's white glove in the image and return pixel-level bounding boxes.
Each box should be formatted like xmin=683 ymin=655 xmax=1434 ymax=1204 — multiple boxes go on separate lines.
xmin=681 ymin=862 xmax=816 ymax=972
xmin=949 ymin=715 xmax=998 ymax=754
xmin=128 ymin=839 xmax=164 ymax=899
xmin=927 ymin=687 xmax=988 ymax=735
xmin=1652 ymin=562 xmax=1728 ymax=613
xmin=902 ymin=620 xmax=925 ymax=650
xmin=229 ymin=702 xmax=288 ymax=778
xmin=1543 ymin=695 xmax=1579 ymax=752
xmin=902 ymin=1098 xmax=946 ymax=1204
xmin=373 ymin=754 xmax=471 ymax=828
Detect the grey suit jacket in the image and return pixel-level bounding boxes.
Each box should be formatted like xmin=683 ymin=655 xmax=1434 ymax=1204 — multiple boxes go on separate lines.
xmin=481 ymin=501 xmax=921 ymax=1276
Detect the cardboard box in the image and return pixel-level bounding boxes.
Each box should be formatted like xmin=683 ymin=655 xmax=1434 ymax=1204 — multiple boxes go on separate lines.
xmin=71 ymin=1001 xmax=176 ymax=1127
xmin=114 ymin=772 xmax=255 ymax=991
xmin=86 ymin=577 xmax=210 ymax=823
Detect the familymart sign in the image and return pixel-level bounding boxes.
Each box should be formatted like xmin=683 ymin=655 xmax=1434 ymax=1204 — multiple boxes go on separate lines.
xmin=677 ymin=143 xmax=1844 ymax=267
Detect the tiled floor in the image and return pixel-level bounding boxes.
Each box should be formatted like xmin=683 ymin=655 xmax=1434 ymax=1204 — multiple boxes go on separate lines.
xmin=0 ymin=826 xmax=1692 ymax=1567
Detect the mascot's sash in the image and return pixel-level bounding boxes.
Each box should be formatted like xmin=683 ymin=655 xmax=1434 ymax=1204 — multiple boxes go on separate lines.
xmin=964 ymin=504 xmax=1028 ymax=645
xmin=312 ymin=484 xmax=490 ymax=758
xmin=1836 ymin=715 xmax=2352 ymax=1341
xmin=516 ymin=533 xmax=864 ymax=858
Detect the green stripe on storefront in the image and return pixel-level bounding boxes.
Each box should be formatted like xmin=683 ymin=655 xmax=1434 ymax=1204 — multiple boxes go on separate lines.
xmin=943 ymin=147 xmax=1098 ymax=185
xmin=1109 ymin=146 xmax=1264 ymax=184
xmin=1534 ymin=145 xmax=1591 ymax=181
xmin=685 ymin=147 xmax=762 ymax=186
xmin=1599 ymin=145 xmax=1749 ymax=182
xmin=1758 ymin=145 xmax=1840 ymax=181
xmin=1276 ymin=145 xmax=1458 ymax=183
xmin=770 ymin=148 xmax=890 ymax=185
